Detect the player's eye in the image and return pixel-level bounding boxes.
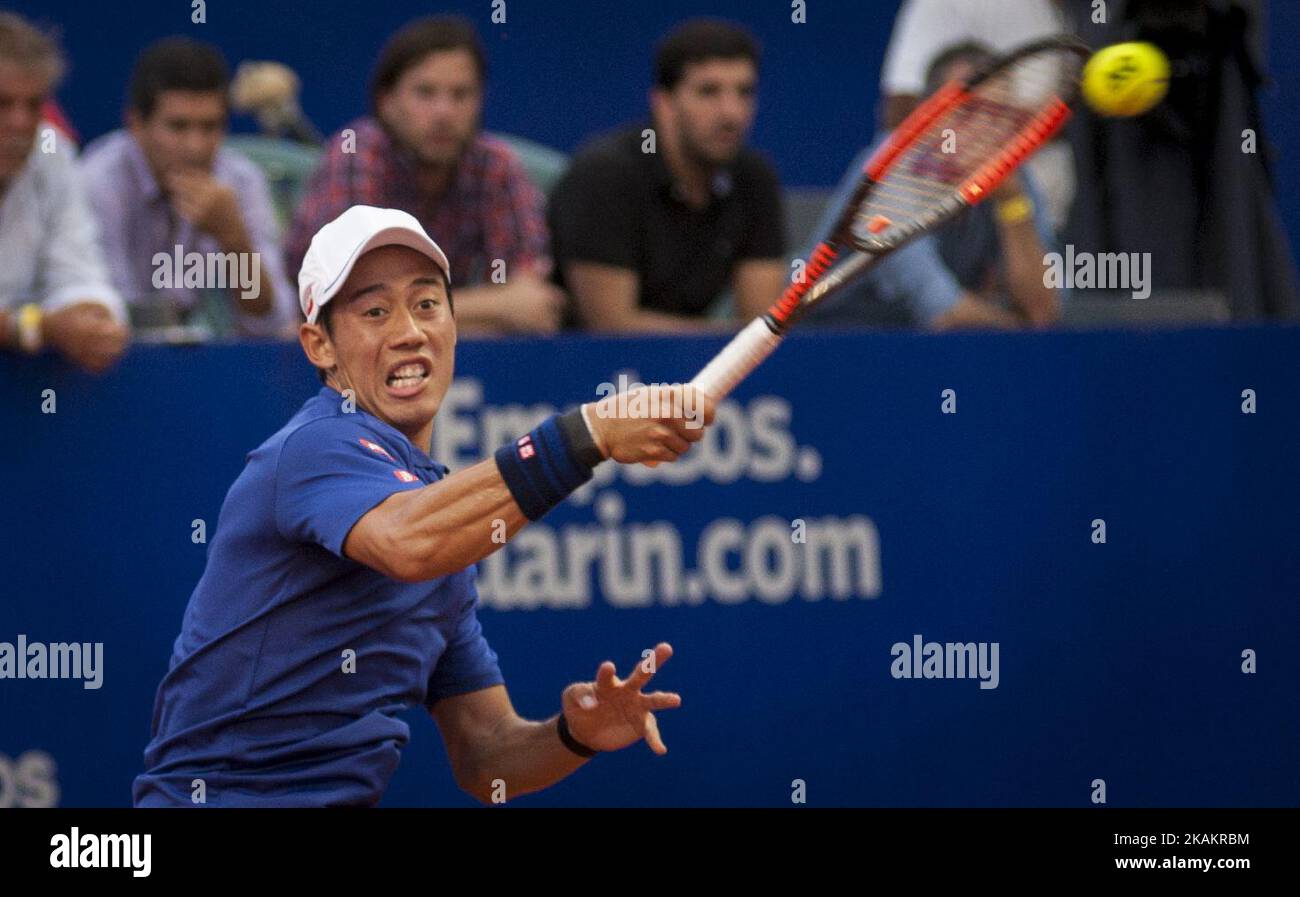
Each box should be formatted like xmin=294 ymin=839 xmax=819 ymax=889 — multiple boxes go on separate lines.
xmin=363 ymin=306 xmax=386 ymax=318
xmin=416 ymin=297 xmax=441 ymax=311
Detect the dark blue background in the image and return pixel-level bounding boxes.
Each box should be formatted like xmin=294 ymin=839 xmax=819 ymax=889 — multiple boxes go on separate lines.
xmin=11 ymin=0 xmax=1300 ymax=253
xmin=2 ymin=328 xmax=1297 ymax=806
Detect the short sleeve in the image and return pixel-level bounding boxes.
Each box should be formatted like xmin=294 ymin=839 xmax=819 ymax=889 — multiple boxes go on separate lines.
xmin=38 ymin=141 xmax=126 ymax=320
xmin=548 ymin=153 xmax=642 ymax=271
xmin=737 ymin=157 xmax=786 ymax=260
xmin=425 ymin=575 xmax=505 ymax=708
xmin=273 ymin=419 xmax=425 ymax=558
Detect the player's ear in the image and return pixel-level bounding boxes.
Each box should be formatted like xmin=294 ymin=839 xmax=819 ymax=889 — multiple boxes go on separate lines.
xmin=299 ymin=321 xmax=336 ymax=375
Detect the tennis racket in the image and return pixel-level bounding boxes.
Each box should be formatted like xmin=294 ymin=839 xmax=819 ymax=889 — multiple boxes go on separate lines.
xmin=689 ymin=35 xmax=1089 ymax=401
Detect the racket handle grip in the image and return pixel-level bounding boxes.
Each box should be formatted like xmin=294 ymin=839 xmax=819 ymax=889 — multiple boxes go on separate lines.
xmin=691 ymin=317 xmax=783 ymax=401
xmin=641 ymin=318 xmax=783 ymax=469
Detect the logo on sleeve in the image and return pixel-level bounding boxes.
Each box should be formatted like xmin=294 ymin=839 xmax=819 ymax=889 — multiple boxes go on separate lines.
xmin=359 ymin=438 xmax=396 ymax=461
xmin=392 ymin=469 xmax=419 ymax=483
xmin=516 ymin=434 xmax=536 ymax=460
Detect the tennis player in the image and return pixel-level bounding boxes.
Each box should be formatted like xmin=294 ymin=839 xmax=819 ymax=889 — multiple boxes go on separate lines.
xmin=133 ymin=205 xmax=712 ymax=807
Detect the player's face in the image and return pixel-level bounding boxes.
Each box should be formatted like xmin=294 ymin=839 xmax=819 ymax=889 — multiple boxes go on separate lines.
xmin=128 ymin=91 xmax=227 ymax=178
xmin=661 ymin=58 xmax=757 ymax=167
xmin=315 ymin=245 xmax=456 ymax=448
xmin=378 ymin=49 xmax=482 ymax=168
xmin=0 ymin=60 xmax=51 ymax=183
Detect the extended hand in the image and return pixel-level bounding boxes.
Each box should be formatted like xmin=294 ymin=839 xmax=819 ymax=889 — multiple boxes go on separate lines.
xmin=561 ymin=642 xmax=682 ymax=755
xmin=583 ymin=384 xmax=715 ymax=464
xmin=42 ymin=303 xmax=130 ymax=373
xmin=165 ymin=170 xmax=246 ymax=249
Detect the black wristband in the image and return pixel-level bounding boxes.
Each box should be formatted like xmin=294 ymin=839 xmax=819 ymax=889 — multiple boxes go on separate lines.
xmin=557 ymin=713 xmax=598 ymax=758
xmin=556 ymin=406 xmax=605 ymax=469
xmin=493 ymin=408 xmax=602 ymax=521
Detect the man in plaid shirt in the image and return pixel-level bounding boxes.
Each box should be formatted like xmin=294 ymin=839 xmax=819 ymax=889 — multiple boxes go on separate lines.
xmin=286 ymin=16 xmax=564 ymax=335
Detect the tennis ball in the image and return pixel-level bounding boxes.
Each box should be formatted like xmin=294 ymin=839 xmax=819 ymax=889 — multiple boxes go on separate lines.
xmin=1081 ymin=42 xmax=1170 ymax=117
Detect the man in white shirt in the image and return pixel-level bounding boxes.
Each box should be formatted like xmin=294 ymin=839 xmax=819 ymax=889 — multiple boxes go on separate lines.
xmin=0 ymin=12 xmax=128 ymax=373
xmin=880 ymin=0 xmax=1074 ymax=230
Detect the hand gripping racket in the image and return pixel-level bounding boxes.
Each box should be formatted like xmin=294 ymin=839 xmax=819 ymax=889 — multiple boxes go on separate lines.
xmin=689 ymin=36 xmax=1088 ymax=401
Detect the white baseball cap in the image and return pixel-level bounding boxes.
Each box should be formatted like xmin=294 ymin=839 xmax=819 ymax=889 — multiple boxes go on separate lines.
xmin=298 ymin=205 xmax=451 ymax=325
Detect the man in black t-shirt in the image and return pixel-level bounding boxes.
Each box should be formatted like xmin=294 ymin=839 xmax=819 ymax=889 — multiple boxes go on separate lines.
xmin=548 ymin=19 xmax=786 ymax=332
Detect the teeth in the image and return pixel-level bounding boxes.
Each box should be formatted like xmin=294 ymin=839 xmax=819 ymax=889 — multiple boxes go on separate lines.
xmin=387 ymin=363 xmax=430 ymax=388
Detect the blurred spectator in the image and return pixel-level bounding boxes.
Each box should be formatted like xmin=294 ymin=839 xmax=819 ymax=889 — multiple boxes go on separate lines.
xmin=803 ymin=43 xmax=1061 ymax=330
xmin=230 ymin=61 xmax=321 ymax=146
xmin=548 ymin=18 xmax=786 ymax=333
xmin=285 ymin=15 xmax=561 ymax=335
xmin=1063 ymin=0 xmax=1297 ymax=319
xmin=0 ymin=12 xmax=128 ymax=373
xmin=881 ymin=0 xmax=1075 ymax=232
xmin=81 ymin=38 xmax=296 ymax=339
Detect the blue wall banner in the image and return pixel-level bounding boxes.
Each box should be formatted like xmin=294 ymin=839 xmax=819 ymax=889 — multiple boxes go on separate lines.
xmin=2 ymin=328 xmax=1297 ymax=807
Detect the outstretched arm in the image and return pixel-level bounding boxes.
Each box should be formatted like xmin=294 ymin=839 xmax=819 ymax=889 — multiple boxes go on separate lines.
xmin=344 ymin=387 xmax=715 ymax=582
xmin=430 ymin=644 xmax=681 ymax=805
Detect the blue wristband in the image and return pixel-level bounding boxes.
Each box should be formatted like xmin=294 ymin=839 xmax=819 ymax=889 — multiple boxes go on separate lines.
xmin=494 ymin=409 xmax=603 ymax=521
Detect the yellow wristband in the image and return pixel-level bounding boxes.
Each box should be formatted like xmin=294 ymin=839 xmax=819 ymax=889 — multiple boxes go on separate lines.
xmin=996 ymin=195 xmax=1034 ymax=226
xmin=17 ymin=303 xmax=43 ymax=354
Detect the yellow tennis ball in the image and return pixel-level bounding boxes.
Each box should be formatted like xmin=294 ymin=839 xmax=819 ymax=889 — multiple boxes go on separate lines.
xmin=1082 ymin=42 xmax=1170 ymax=117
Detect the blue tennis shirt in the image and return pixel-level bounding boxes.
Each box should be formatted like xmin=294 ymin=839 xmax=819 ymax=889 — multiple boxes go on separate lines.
xmin=133 ymin=386 xmax=504 ymax=807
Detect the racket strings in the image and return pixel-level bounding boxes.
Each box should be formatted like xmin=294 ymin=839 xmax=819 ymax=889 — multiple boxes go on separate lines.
xmin=851 ymin=48 xmax=1083 ymax=239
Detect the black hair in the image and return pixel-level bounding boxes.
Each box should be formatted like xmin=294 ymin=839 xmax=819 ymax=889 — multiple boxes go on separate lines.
xmin=654 ymin=18 xmax=760 ymax=91
xmin=316 ymin=301 xmax=335 ymax=385
xmin=128 ymin=37 xmax=230 ymax=118
xmin=370 ymin=15 xmax=486 ymax=115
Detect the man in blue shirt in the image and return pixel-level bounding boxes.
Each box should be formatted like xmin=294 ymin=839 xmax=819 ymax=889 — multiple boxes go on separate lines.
xmin=134 ymin=205 xmax=712 ymax=807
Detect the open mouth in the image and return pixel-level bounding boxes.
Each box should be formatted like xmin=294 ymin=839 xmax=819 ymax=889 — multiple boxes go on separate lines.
xmin=385 ymin=358 xmax=432 ymax=396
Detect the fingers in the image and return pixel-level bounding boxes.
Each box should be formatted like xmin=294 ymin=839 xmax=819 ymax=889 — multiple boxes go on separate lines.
xmin=641 ymin=437 xmax=684 ymax=463
xmin=641 ymin=691 xmax=682 ymax=711
xmin=662 ymin=431 xmax=691 ymax=455
xmin=674 ymin=417 xmax=706 ymax=443
xmin=642 ymin=711 xmax=667 ymax=755
xmin=683 ymin=384 xmax=716 ymax=428
xmin=594 ymin=660 xmax=618 ymax=693
xmin=625 ymin=642 xmax=672 ymax=691
xmin=598 ymin=383 xmax=716 ymax=464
